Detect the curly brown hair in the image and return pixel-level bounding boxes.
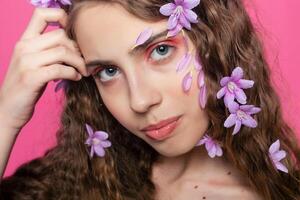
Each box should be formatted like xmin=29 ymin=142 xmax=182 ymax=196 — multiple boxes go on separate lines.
xmin=1 ymin=0 xmax=300 ymax=199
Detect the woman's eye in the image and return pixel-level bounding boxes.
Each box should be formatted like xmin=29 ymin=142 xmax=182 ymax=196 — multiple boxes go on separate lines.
xmin=149 ymin=44 xmax=174 ymax=62
xmin=94 ymin=67 xmax=120 ymax=82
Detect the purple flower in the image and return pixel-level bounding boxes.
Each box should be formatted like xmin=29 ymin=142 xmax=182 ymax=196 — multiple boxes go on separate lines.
xmin=54 ymin=79 xmax=69 ymax=92
xmin=195 ymin=134 xmax=223 ymax=158
xmin=160 ymin=0 xmax=200 ymax=37
xmin=31 ymin=0 xmax=72 ymax=8
xmin=224 ymin=101 xmax=261 ymax=135
xmin=268 ymin=139 xmax=288 ymax=173
xmin=85 ymin=123 xmax=112 ymax=158
xmin=217 ymin=67 xmax=254 ymax=107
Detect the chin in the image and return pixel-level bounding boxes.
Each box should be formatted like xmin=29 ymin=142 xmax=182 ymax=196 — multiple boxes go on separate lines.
xmin=155 ymin=142 xmax=195 ymax=158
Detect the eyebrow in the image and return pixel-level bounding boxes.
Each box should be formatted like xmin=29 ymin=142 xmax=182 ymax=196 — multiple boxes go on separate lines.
xmin=85 ymin=29 xmax=169 ymax=68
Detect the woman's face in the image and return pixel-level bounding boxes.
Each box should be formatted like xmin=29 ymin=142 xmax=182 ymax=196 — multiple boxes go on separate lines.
xmin=75 ymin=3 xmax=210 ymax=157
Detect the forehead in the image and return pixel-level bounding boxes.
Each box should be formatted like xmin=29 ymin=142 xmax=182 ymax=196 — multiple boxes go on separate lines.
xmin=74 ymin=3 xmax=167 ymax=61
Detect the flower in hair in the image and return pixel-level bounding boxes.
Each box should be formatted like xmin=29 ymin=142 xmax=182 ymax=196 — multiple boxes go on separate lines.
xmin=224 ymin=101 xmax=261 ymax=135
xmin=31 ymin=0 xmax=72 ymax=8
xmin=217 ymin=67 xmax=254 ymax=108
xmin=159 ymin=0 xmax=200 ymax=37
xmin=54 ymin=79 xmax=69 ymax=92
xmin=268 ymin=139 xmax=288 ymax=173
xmin=195 ymin=134 xmax=223 ymax=158
xmin=85 ymin=123 xmax=112 ymax=158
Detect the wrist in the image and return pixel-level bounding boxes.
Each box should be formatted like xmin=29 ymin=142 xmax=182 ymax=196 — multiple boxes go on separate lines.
xmin=0 ymin=110 xmax=22 ymax=136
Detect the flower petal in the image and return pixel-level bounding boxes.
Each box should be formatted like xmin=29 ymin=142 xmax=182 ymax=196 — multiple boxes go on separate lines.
xmin=60 ymin=0 xmax=72 ymax=5
xmin=85 ymin=123 xmax=94 ymax=137
xmin=269 ymin=139 xmax=280 ymax=154
xmin=239 ymin=105 xmax=254 ymax=112
xmin=237 ymin=79 xmax=254 ymax=89
xmin=159 ymin=3 xmax=176 ymax=16
xmin=195 ymin=138 xmax=206 ymax=146
xmin=205 ymin=140 xmax=214 ymax=152
xmin=101 ymin=140 xmax=112 ymax=148
xmin=224 ymin=92 xmax=235 ymax=108
xmin=247 ymin=107 xmax=261 ymax=115
xmin=183 ymin=9 xmax=199 ymax=23
xmin=208 ymin=144 xmax=217 ymax=158
xmin=182 ymin=72 xmax=193 ymax=92
xmin=175 ymin=0 xmax=184 ymax=5
xmin=94 ymin=131 xmax=109 ymax=140
xmin=228 ymin=101 xmax=239 ymax=113
xmin=48 ymin=2 xmax=61 ymax=8
xmin=179 ymin=14 xmax=192 ymax=30
xmin=272 ymin=150 xmax=287 ymax=162
xmin=182 ymin=0 xmax=201 ymax=9
xmin=85 ymin=138 xmax=92 ymax=145
xmin=231 ymin=67 xmax=243 ymax=81
xmin=241 ymin=115 xmax=257 ymax=128
xmin=134 ymin=28 xmax=153 ymax=47
xmin=197 ymin=70 xmax=205 ymax=88
xmin=176 ymin=53 xmax=192 ymax=72
xmin=168 ymin=13 xmax=179 ymax=30
xmin=275 ymin=162 xmax=289 ymax=173
xmin=54 ymin=80 xmax=68 ymax=92
xmin=94 ymin=145 xmax=105 ymax=157
xmin=194 ymin=54 xmax=202 ymax=71
xmin=216 ymin=145 xmax=223 ymax=157
xmin=167 ymin=24 xmax=183 ymax=37
xmin=216 ymin=87 xmax=226 ymax=99
xmin=232 ymin=119 xmax=242 ymax=135
xmin=224 ymin=114 xmax=237 ymax=128
xmin=220 ymin=76 xmax=230 ymax=87
xmin=199 ymin=85 xmax=207 ymax=109
xmin=234 ymin=87 xmax=247 ymax=105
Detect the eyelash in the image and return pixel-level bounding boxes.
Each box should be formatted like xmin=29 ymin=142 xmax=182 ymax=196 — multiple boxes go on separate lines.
xmin=93 ymin=43 xmax=176 ymax=82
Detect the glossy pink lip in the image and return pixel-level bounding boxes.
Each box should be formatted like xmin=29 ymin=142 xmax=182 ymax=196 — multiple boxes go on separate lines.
xmin=141 ymin=116 xmax=181 ymax=131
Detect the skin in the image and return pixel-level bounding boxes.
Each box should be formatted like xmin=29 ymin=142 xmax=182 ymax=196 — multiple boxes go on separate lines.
xmin=75 ymin=3 xmax=263 ymax=199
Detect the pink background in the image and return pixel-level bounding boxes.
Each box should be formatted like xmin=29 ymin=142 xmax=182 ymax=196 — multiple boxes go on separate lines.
xmin=1 ymin=1 xmax=300 ymax=177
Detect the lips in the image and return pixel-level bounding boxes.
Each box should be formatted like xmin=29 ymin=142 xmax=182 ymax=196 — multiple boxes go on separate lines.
xmin=141 ymin=116 xmax=181 ymax=141
xmin=141 ymin=116 xmax=181 ymax=131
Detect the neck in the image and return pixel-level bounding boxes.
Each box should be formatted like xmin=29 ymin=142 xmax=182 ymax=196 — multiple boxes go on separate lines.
xmin=152 ymin=146 xmax=246 ymax=186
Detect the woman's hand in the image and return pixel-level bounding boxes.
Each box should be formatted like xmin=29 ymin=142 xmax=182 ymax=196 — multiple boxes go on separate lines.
xmin=0 ymin=8 xmax=88 ymax=132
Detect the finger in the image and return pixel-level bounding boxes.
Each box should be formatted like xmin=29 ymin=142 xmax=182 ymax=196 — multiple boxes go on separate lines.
xmin=22 ymin=46 xmax=88 ymax=76
xmin=21 ymin=29 xmax=80 ymax=55
xmin=20 ymin=8 xmax=68 ymax=40
xmin=31 ymin=64 xmax=82 ymax=87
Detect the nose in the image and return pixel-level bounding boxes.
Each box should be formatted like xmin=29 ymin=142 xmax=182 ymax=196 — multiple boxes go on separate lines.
xmin=128 ymin=72 xmax=162 ymax=114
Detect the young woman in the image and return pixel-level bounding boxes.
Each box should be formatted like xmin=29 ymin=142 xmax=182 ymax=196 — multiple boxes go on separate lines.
xmin=0 ymin=0 xmax=299 ymax=199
